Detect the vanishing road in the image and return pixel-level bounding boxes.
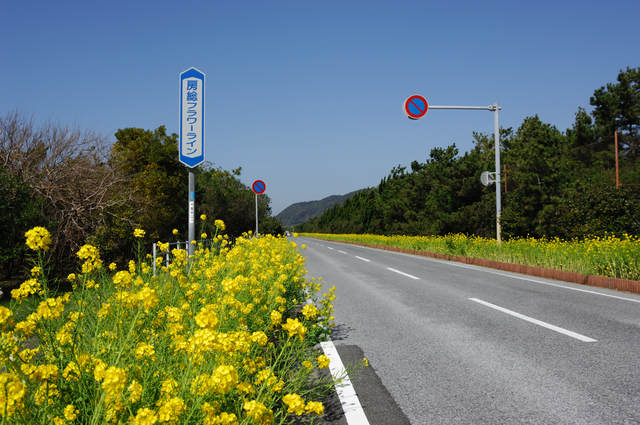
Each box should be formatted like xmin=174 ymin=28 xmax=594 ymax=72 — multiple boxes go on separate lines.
xmin=298 ymin=237 xmax=640 ymax=424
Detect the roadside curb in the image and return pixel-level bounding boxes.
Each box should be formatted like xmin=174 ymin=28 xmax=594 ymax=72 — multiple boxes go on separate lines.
xmin=313 ymin=239 xmax=640 ymax=295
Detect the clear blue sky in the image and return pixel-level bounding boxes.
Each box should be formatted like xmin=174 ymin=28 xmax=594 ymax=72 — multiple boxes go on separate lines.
xmin=2 ymin=1 xmax=638 ymax=215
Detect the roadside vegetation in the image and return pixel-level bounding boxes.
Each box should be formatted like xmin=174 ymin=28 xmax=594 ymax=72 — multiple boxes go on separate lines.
xmin=0 ymin=114 xmax=284 ymax=286
xmin=301 ymin=232 xmax=640 ymax=281
xmin=0 ymin=225 xmax=347 ymax=424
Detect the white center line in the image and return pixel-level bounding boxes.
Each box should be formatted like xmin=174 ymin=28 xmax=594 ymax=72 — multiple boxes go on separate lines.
xmin=469 ymin=298 xmax=597 ymax=342
xmin=387 ymin=268 xmax=419 ymax=280
xmin=338 ymin=250 xmax=347 ymax=254
xmin=327 ymin=247 xmax=334 ymax=250
xmin=356 ymin=256 xmax=370 ymax=262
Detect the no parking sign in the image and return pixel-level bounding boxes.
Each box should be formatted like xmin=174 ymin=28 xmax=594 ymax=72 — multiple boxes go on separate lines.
xmin=252 ymin=180 xmax=266 ymax=195
xmin=403 ymin=95 xmax=428 ymax=120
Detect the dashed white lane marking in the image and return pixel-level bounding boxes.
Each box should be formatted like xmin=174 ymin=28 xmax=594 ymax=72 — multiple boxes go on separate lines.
xmin=339 ymin=250 xmax=347 ymax=254
xmin=327 ymin=247 xmax=334 ymax=250
xmin=387 ymin=268 xmax=419 ymax=280
xmin=416 ymin=256 xmax=640 ymax=304
xmin=469 ymin=298 xmax=597 ymax=342
xmin=355 ymin=256 xmax=370 ymax=262
xmin=321 ymin=340 xmax=370 ymax=425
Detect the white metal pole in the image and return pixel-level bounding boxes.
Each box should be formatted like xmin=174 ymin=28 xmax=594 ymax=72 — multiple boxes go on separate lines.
xmin=422 ymin=104 xmax=502 ymax=244
xmin=188 ymin=169 xmax=195 ymax=256
xmin=255 ymin=192 xmax=259 ymax=236
xmin=493 ymin=103 xmax=501 ymax=244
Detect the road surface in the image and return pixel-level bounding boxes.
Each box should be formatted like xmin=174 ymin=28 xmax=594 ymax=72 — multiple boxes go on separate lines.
xmin=297 ymin=237 xmax=640 ymax=424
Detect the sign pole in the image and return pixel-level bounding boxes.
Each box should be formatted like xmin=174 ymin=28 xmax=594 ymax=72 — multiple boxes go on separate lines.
xmin=251 ymin=180 xmax=266 ymax=237
xmin=404 ymin=98 xmax=502 ymax=244
xmin=492 ymin=103 xmax=501 ymax=244
xmin=179 ymin=67 xmax=205 ymax=255
xmin=255 ymin=193 xmax=259 ymax=236
xmin=188 ymin=170 xmax=195 ymax=256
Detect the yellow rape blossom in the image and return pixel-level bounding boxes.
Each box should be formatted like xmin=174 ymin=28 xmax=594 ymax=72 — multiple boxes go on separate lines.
xmin=101 ymin=366 xmax=127 ymax=401
xmin=283 ymin=393 xmax=305 ymax=415
xmin=317 ymin=354 xmax=330 ymax=369
xmin=128 ymin=380 xmax=143 ymax=403
xmin=64 ymin=404 xmax=79 ymax=421
xmin=301 ymin=304 xmax=318 ymax=320
xmin=11 ymin=278 xmax=41 ymax=301
xmin=157 ymin=397 xmax=185 ymax=424
xmin=305 ymin=401 xmax=325 ymax=416
xmin=243 ymin=400 xmax=273 ymax=425
xmin=25 ymin=227 xmax=52 ymax=251
xmin=282 ymin=318 xmax=307 ymax=340
xmin=132 ymin=407 xmax=157 ymax=425
xmin=270 ymin=310 xmax=282 ymax=326
xmin=134 ymin=228 xmax=146 ymax=238
xmin=0 ymin=373 xmax=27 ymax=417
xmin=77 ymin=244 xmax=102 ymax=273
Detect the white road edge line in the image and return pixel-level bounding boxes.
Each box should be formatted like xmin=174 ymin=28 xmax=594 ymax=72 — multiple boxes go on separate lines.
xmin=320 ymin=340 xmax=370 ymax=425
xmin=469 ymin=298 xmax=597 ymax=342
xmin=418 ymin=256 xmax=640 ymax=304
xmin=355 ymin=256 xmax=370 ymax=262
xmin=343 ymin=242 xmax=640 ymax=304
xmin=387 ymin=268 xmax=420 ymax=280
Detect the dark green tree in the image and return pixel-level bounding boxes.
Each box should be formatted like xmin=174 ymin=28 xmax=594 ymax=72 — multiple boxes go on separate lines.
xmin=196 ymin=164 xmax=273 ymax=237
xmin=590 ymin=67 xmax=640 ymax=157
xmin=92 ymin=126 xmax=188 ymax=260
xmin=500 ymin=116 xmax=573 ymax=237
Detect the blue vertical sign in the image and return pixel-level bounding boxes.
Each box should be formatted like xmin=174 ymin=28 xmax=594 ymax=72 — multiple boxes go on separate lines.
xmin=179 ymin=68 xmax=205 ymax=168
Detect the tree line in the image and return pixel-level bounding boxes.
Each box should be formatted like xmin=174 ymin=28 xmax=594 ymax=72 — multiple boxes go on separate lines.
xmin=298 ymin=67 xmax=640 ymax=239
xmin=0 ymin=115 xmax=283 ymax=280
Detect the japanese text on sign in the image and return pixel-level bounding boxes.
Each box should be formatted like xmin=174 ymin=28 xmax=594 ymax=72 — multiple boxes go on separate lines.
xmin=181 ymin=77 xmax=203 ymax=158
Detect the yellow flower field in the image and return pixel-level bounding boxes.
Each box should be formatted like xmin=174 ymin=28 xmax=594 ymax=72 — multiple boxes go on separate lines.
xmin=301 ymin=233 xmax=640 ymax=281
xmin=1 ymin=227 xmax=343 ymax=424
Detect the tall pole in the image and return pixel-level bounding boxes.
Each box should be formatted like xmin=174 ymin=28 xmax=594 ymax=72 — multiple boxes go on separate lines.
xmin=255 ymin=193 xmax=259 ymax=236
xmin=188 ymin=169 xmax=195 ymax=256
xmin=493 ymin=103 xmax=501 ymax=244
xmin=426 ymin=103 xmax=502 ymax=244
xmin=615 ymin=130 xmax=620 ymax=189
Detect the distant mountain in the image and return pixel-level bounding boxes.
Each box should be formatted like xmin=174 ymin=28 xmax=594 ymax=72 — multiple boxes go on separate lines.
xmin=276 ymin=190 xmax=362 ymax=227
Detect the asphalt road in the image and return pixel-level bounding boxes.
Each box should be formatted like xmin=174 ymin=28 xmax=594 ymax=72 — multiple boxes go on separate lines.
xmin=297 ymin=237 xmax=640 ymax=424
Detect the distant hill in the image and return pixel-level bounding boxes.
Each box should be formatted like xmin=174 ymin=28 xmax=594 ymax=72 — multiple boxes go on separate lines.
xmin=276 ymin=190 xmax=362 ymax=227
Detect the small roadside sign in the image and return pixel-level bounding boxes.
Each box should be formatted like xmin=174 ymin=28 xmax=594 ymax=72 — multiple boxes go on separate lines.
xmin=179 ymin=67 xmax=205 ymax=168
xmin=252 ymin=180 xmax=266 ymax=195
xmin=403 ymin=94 xmax=428 ymax=120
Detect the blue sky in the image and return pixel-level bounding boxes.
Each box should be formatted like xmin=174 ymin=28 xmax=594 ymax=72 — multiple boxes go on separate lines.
xmin=2 ymin=1 xmax=638 ymax=216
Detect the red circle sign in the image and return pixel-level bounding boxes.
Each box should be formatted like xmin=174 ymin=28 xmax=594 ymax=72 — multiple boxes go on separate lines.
xmin=403 ymin=95 xmax=428 ymax=120
xmin=252 ymin=180 xmax=266 ymax=194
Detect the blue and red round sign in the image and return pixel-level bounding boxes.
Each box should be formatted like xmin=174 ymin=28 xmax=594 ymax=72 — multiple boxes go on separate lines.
xmin=403 ymin=94 xmax=428 ymax=120
xmin=252 ymin=180 xmax=266 ymax=195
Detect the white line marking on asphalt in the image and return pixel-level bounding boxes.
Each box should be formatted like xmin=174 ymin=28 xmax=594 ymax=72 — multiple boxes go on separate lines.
xmin=354 ymin=244 xmax=640 ymax=304
xmin=387 ymin=268 xmax=420 ymax=280
xmin=327 ymin=247 xmax=334 ymax=250
xmin=339 ymin=250 xmax=347 ymax=254
xmin=469 ymin=298 xmax=597 ymax=342
xmin=321 ymin=340 xmax=370 ymax=425
xmin=307 ymin=238 xmax=640 ymax=304
xmin=356 ymin=256 xmax=370 ymax=262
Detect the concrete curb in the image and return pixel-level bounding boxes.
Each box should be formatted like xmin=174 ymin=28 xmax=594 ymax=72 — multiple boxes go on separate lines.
xmin=322 ymin=240 xmax=640 ymax=295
